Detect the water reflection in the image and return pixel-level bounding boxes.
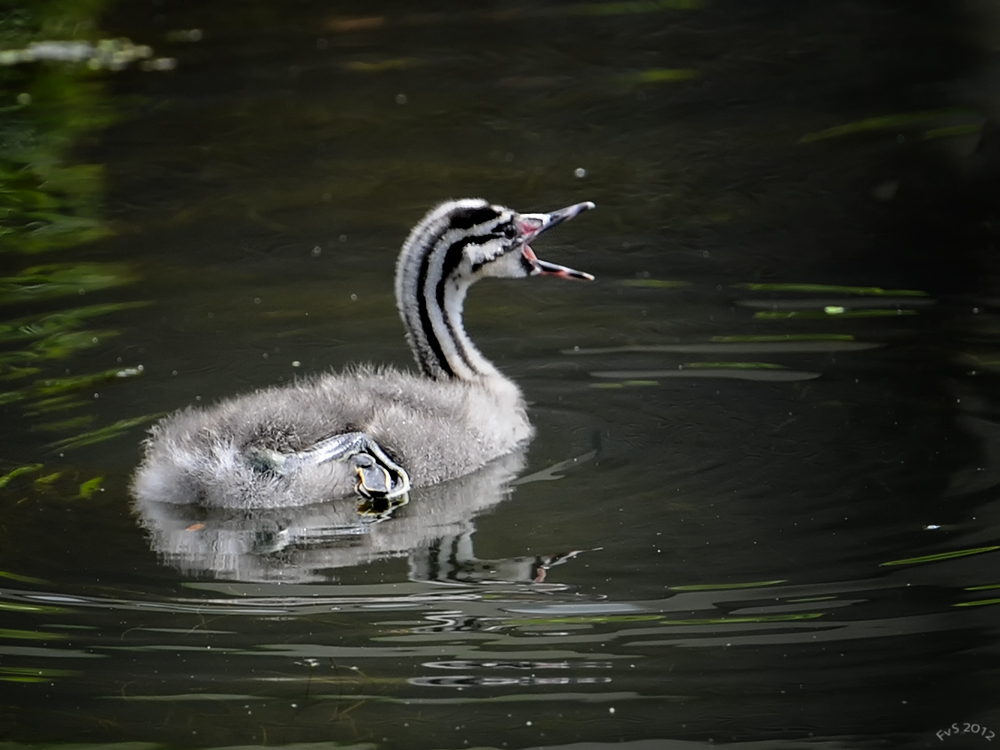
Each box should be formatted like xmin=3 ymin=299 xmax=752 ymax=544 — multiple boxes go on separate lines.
xmin=136 ymin=448 xmax=581 ymax=585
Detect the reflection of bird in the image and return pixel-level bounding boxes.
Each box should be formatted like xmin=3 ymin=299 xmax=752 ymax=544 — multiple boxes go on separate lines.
xmin=132 ymin=199 xmax=595 ymax=509
xmin=134 ymin=449 xmax=531 ymax=582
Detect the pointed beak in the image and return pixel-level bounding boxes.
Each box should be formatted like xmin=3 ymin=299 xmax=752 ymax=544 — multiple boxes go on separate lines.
xmin=519 ymin=201 xmax=596 ymax=281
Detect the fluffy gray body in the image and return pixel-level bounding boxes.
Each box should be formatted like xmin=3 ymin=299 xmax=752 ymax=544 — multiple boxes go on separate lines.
xmin=132 ymin=366 xmax=529 ymax=509
xmin=132 ymin=198 xmax=593 ymax=509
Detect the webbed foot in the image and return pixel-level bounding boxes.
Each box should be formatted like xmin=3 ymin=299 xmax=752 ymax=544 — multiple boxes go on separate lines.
xmin=350 ymin=452 xmax=409 ymax=500
xmin=246 ymin=431 xmax=411 ymax=502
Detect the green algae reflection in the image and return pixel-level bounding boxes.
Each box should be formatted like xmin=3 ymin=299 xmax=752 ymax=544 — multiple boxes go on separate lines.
xmin=0 ymin=460 xmax=113 ymax=503
xmin=628 ymin=68 xmax=700 ymax=84
xmin=754 ymin=309 xmax=918 ymax=320
xmin=0 ymin=2 xmax=158 ymax=470
xmin=710 ymin=334 xmax=857 ymax=343
xmin=736 ymin=283 xmax=928 ymax=297
xmin=880 ymin=544 xmax=1000 ymax=567
xmin=799 ymin=109 xmax=982 ymax=144
xmin=49 ymin=413 xmax=160 ymax=452
xmin=0 ymin=262 xmax=136 ymax=304
xmin=0 ymin=627 xmax=65 ymax=641
xmin=0 ymin=463 xmax=43 ymax=488
xmin=0 ymin=665 xmax=79 ymax=683
xmin=508 ymin=612 xmax=824 ymax=627
xmin=0 ymin=55 xmax=114 ymax=255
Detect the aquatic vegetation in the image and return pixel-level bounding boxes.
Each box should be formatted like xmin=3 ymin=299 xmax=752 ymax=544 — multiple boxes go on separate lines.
xmin=954 ymin=598 xmax=1000 ymax=608
xmin=0 ymin=569 xmax=47 ymax=584
xmin=34 ymin=328 xmax=120 ymax=356
xmin=567 ymin=338 xmax=877 ymax=354
xmin=621 ymin=278 xmax=691 ymax=288
xmin=0 ymin=262 xmax=137 ymax=305
xmin=0 ymin=601 xmax=64 ymax=614
xmin=0 ymin=364 xmax=40 ymax=380
xmin=33 ymin=470 xmax=61 ymax=485
xmin=0 ymin=665 xmax=79 ymax=683
xmin=629 ymin=68 xmax=700 ymax=84
xmin=31 ymin=414 xmax=95 ymax=432
xmin=508 ymin=612 xmax=824 ymax=627
xmin=0 ymin=57 xmax=115 ymax=256
xmin=48 ymin=413 xmax=161 ymax=452
xmin=0 ymin=627 xmax=65 ymax=640
xmin=0 ymin=366 xmax=148 ymax=440
xmin=77 ymin=475 xmax=103 ymax=499
xmin=710 ymin=334 xmax=857 ymax=342
xmin=0 ymin=3 xmax=161 ymax=481
xmin=0 ymin=303 xmax=147 ymax=419
xmin=880 ymin=544 xmax=1000 ymax=567
xmin=0 ymin=463 xmax=43 ymax=488
xmin=0 ymin=452 xmax=122 ymax=505
xmin=592 ymin=368 xmax=820 ymax=382
xmin=34 ymin=364 xmax=143 ymax=396
xmin=591 ymin=380 xmax=660 ymax=389
xmin=799 ymin=108 xmax=982 ymax=143
xmin=344 ymin=58 xmax=421 ymax=73
xmin=0 ymin=304 xmax=138 ymax=345
xmin=680 ymin=361 xmax=786 ymax=369
xmin=923 ymin=124 xmax=981 ymax=141
xmin=26 ymin=393 xmax=89 ymax=414
xmin=753 ymin=309 xmax=918 ymax=319
xmin=0 ymin=389 xmax=27 ymax=405
xmin=736 ymin=283 xmax=928 ymax=296
xmin=573 ymin=277 xmax=914 ymax=387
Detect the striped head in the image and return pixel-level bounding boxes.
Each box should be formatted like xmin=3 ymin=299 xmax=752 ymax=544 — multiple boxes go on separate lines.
xmin=395 ymin=198 xmax=595 ymax=380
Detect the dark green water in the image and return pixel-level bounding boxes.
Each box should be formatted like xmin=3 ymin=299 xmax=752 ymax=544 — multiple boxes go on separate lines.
xmin=2 ymin=2 xmax=1000 ymax=748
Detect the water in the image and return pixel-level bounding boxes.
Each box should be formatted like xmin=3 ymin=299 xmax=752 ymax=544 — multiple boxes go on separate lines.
xmin=2 ymin=1 xmax=999 ymax=748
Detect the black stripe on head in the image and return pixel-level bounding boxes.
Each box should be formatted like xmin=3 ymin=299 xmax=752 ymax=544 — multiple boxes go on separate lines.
xmin=470 ymin=227 xmax=516 ymax=274
xmin=449 ymin=206 xmax=499 ymax=231
xmin=439 ymin=235 xmax=479 ymax=282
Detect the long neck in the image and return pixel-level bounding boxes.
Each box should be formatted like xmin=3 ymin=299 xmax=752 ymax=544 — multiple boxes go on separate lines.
xmin=395 ymin=219 xmax=502 ymax=382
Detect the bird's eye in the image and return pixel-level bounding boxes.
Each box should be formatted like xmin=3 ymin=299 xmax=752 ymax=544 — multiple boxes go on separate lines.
xmin=450 ymin=206 xmax=499 ymax=231
xmin=498 ymin=223 xmax=518 ymax=240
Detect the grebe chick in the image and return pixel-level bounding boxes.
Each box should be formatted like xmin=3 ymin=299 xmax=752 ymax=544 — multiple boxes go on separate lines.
xmin=132 ymin=198 xmax=595 ymax=509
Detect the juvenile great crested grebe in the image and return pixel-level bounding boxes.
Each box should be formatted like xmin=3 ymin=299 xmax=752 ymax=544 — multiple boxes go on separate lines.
xmin=132 ymin=199 xmax=595 ymax=509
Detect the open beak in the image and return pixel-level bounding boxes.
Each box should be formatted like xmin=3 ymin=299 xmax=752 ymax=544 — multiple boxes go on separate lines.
xmin=519 ymin=201 xmax=596 ymax=281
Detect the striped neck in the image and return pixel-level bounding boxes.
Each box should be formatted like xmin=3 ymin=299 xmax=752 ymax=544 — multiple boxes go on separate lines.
xmin=395 ymin=200 xmax=506 ymax=381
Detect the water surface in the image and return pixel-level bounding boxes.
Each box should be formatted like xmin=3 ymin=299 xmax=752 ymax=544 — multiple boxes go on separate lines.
xmin=2 ymin=2 xmax=999 ymax=749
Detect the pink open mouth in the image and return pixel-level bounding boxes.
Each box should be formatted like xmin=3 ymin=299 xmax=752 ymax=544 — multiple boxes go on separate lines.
xmin=519 ymin=201 xmax=595 ymax=281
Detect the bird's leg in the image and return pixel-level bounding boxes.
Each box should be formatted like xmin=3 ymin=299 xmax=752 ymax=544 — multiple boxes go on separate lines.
xmin=246 ymin=432 xmax=410 ymax=500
